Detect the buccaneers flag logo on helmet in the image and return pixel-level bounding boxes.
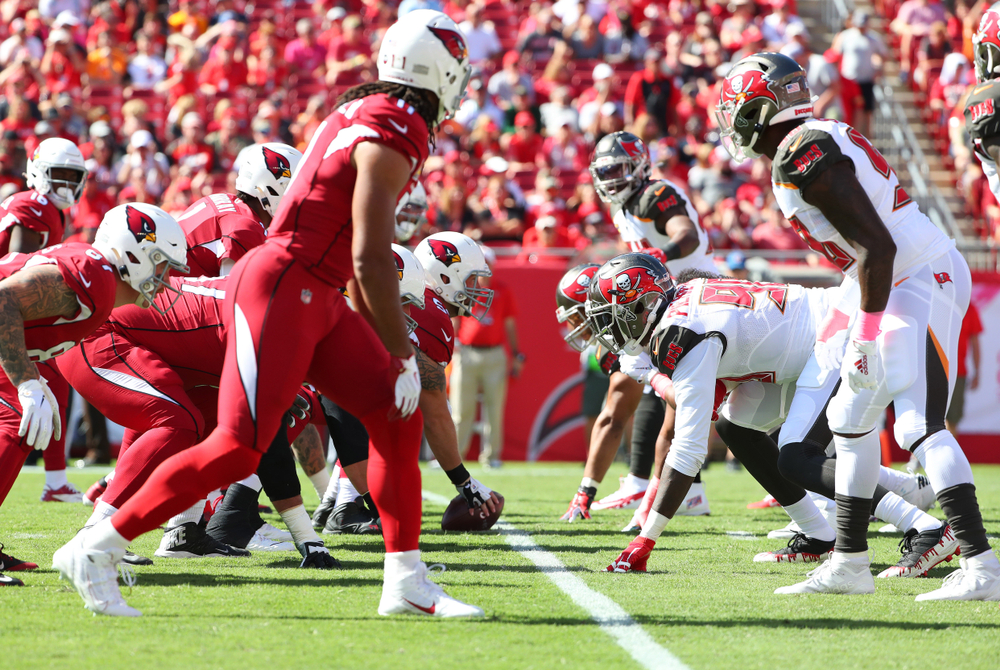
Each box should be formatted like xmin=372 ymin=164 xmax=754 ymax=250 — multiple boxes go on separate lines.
xmin=619 ymin=138 xmax=644 ymax=159
xmin=559 ymin=266 xmax=598 ymax=303
xmin=125 ymin=205 xmax=157 ymax=243
xmin=429 ymin=25 xmax=468 ymax=62
xmin=393 ymin=250 xmax=405 ymax=280
xmin=262 ymin=146 xmax=291 ymax=180
xmin=599 ymin=267 xmax=659 ymax=306
xmin=427 ymin=239 xmax=462 ymax=267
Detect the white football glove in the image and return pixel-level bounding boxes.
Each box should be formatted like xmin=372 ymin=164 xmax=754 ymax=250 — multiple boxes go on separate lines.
xmin=618 ymin=352 xmax=654 ymax=384
xmin=813 ymin=308 xmax=850 ymax=371
xmin=844 ymin=339 xmax=881 ymax=393
xmin=17 ymin=377 xmax=61 ymax=451
xmin=391 ymin=354 xmax=421 ymax=418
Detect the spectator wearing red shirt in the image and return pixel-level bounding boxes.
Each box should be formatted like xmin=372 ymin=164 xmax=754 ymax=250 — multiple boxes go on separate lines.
xmin=284 ymin=18 xmax=327 ymax=78
xmin=502 ymin=111 xmax=544 ymax=170
xmin=156 ymin=48 xmax=200 ymax=107
xmin=519 ymin=213 xmax=574 ymax=262
xmin=624 ymin=48 xmax=679 ymax=137
xmin=541 ymin=122 xmax=590 ymax=172
xmin=1 ymin=98 xmax=37 ymax=141
xmin=246 ymin=45 xmax=287 ymax=96
xmin=40 ymin=29 xmax=84 ymax=96
xmin=750 ymin=206 xmax=809 ymax=251
xmin=68 ymin=168 xmax=116 ymax=242
xmin=947 ymin=302 xmax=984 ymax=434
xmin=325 ymin=15 xmax=372 ymax=86
xmin=168 ymin=112 xmax=215 ymax=175
xmin=450 ymin=249 xmax=522 ymax=468
xmin=199 ymin=38 xmax=248 ymax=96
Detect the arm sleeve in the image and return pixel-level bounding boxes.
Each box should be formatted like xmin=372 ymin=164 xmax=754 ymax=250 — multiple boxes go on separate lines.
xmin=664 ymin=338 xmax=724 ymax=477
xmin=772 ymin=127 xmax=853 ymax=191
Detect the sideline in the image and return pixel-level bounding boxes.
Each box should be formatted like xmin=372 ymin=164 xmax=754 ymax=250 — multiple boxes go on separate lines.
xmin=422 ymin=490 xmax=691 ymax=670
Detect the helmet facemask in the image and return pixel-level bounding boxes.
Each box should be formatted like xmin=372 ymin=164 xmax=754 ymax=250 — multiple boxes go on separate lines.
xmin=453 ymin=270 xmax=493 ymax=320
xmin=590 ymin=154 xmax=649 ymax=205
xmin=975 ymin=40 xmax=1000 ymax=82
xmin=395 ymin=201 xmax=427 ymax=243
xmin=587 ymin=291 xmax=665 ymax=355
xmin=131 ymin=246 xmax=189 ymax=314
xmin=45 ymin=166 xmax=87 ymax=209
xmin=556 ymin=303 xmax=594 ymax=352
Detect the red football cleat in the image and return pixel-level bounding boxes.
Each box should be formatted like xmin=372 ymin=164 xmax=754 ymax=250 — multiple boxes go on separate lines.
xmin=0 ymin=544 xmax=38 ymax=571
xmin=606 ymin=537 xmax=655 ymax=573
xmin=747 ymin=494 xmax=781 ymax=509
xmin=83 ymin=478 xmax=108 ymax=506
xmin=40 ymin=483 xmax=83 ymax=503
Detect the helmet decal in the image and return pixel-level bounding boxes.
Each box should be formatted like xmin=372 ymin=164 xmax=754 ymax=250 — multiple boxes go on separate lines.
xmin=559 ymin=267 xmax=595 ymax=303
xmin=393 ymin=249 xmax=405 ymax=280
xmin=599 ymin=267 xmax=658 ymax=305
xmin=619 ymin=138 xmax=644 ymax=158
xmin=261 ymin=146 xmax=291 ymax=180
xmin=429 ymin=25 xmax=468 ymax=62
xmin=125 ymin=205 xmax=157 ymax=243
xmin=427 ymin=239 xmax=462 ymax=266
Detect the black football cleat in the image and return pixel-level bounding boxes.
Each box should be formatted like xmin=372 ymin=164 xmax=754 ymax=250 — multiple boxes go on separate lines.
xmin=0 ymin=544 xmax=38 ymax=571
xmin=122 ymin=549 xmax=154 ymax=566
xmin=0 ymin=572 xmax=23 ymax=586
xmin=155 ymin=522 xmax=252 ymax=558
xmin=753 ymin=533 xmax=835 ymax=563
xmin=323 ymin=500 xmax=381 ymax=535
xmin=877 ymin=525 xmax=960 ymax=578
xmin=311 ymin=495 xmax=337 ymax=531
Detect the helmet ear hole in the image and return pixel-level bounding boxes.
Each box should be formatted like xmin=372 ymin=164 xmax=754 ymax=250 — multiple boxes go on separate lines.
xmin=126 ymin=251 xmax=140 ymax=264
xmin=440 ymin=274 xmax=451 ymax=285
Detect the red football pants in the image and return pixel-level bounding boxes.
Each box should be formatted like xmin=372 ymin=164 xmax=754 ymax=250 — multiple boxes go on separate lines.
xmin=112 ymin=245 xmax=424 ymax=552
xmin=0 ymin=360 xmax=69 ymax=506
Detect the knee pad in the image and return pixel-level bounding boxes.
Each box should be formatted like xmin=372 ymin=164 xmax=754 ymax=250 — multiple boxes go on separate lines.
xmin=879 ymin=313 xmax=918 ymax=396
xmin=722 ymin=381 xmax=792 ymax=433
xmin=913 ymin=429 xmax=974 ymax=492
xmin=826 ymin=388 xmax=880 ymax=436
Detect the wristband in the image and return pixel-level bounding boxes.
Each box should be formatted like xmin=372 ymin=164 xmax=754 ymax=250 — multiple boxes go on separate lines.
xmin=445 ymin=463 xmax=472 ymax=487
xmin=662 ymin=240 xmax=682 ymax=261
xmin=648 ymin=372 xmax=673 ymax=399
xmin=855 ymin=310 xmax=884 ymax=342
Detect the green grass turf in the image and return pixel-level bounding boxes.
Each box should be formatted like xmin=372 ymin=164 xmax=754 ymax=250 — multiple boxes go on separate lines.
xmin=2 ymin=463 xmax=999 ymax=670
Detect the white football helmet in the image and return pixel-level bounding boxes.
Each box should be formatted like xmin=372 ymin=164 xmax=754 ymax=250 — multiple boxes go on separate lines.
xmin=414 ymin=231 xmax=493 ymax=320
xmin=392 ymin=243 xmax=427 ymax=333
xmin=235 ymin=143 xmax=303 ymax=218
xmin=93 ymin=203 xmax=189 ymax=313
xmin=25 ymin=137 xmax=86 ymax=210
xmin=395 ymin=181 xmax=428 ymax=243
xmin=378 ymin=9 xmax=472 ymax=124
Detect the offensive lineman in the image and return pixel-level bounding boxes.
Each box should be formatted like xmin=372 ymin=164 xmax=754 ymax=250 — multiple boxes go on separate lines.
xmin=715 ymin=52 xmax=999 ymax=599
xmin=55 ymin=10 xmax=483 ymax=617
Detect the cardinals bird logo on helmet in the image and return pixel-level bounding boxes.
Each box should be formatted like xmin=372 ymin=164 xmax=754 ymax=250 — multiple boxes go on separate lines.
xmin=393 ymin=250 xmax=405 ymax=280
xmin=262 ymin=146 xmax=292 ymax=180
xmin=427 ymin=239 xmax=462 ymax=267
xmin=125 ymin=205 xmax=157 ymax=243
xmin=429 ymin=25 xmax=469 ymax=61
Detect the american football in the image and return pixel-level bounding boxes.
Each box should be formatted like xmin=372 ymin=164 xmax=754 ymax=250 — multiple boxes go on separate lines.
xmin=441 ymin=492 xmax=505 ymax=531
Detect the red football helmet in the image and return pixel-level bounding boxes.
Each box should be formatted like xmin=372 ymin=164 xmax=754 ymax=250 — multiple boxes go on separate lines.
xmin=974 ymin=5 xmax=1000 ymax=82
xmin=555 ymin=263 xmax=601 ymax=351
xmin=586 ymin=253 xmax=674 ymax=355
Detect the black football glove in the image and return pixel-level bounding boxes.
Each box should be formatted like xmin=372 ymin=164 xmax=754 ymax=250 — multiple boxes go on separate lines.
xmin=458 ymin=477 xmax=493 ymax=510
xmin=285 ymin=389 xmax=313 ymax=429
xmin=297 ymin=541 xmax=341 ymax=569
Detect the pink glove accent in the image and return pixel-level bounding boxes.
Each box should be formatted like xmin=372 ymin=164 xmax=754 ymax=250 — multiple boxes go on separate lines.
xmin=817 ymin=308 xmax=850 ymax=342
xmin=855 ymin=310 xmax=884 ymax=341
xmin=649 ymin=372 xmax=673 ymax=399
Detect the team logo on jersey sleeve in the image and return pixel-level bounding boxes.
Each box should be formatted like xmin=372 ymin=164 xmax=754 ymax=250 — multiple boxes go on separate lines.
xmin=125 ymin=205 xmax=157 ymax=243
xmin=261 ymin=146 xmax=292 ymax=180
xmin=429 ymin=26 xmax=468 ymax=62
xmin=934 ymin=272 xmax=952 ymax=288
xmin=427 ymin=239 xmax=461 ymax=266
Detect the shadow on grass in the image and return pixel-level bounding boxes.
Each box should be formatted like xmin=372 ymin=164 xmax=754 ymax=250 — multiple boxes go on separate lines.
xmin=131 ymin=572 xmax=383 ymax=587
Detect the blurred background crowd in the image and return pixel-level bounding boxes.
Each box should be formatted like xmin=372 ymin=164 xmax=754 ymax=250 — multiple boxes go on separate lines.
xmin=0 ymin=0 xmax=989 ymax=255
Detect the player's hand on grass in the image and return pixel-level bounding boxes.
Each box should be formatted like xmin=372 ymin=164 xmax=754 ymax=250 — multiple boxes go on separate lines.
xmin=297 ymin=541 xmax=341 ymax=569
xmin=606 ymin=537 xmax=655 ymax=573
xmin=561 ymin=487 xmax=596 ymax=522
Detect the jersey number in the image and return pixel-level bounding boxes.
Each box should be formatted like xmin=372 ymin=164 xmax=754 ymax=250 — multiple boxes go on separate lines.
xmin=788 ymin=216 xmax=856 ymax=272
xmin=699 ymin=279 xmax=789 ymax=313
xmin=846 ymin=128 xmax=911 ymax=210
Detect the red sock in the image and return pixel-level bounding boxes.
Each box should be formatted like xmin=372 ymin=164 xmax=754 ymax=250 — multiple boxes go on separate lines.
xmin=0 ymin=439 xmax=31 ymax=506
xmin=111 ymin=428 xmax=262 ymax=541
xmin=103 ymin=427 xmax=199 ymax=508
xmin=360 ymin=407 xmax=423 ymax=553
xmin=42 ymin=432 xmax=66 ymax=471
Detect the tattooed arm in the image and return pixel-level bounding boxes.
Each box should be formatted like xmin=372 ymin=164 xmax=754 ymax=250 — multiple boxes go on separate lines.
xmin=291 ymin=424 xmax=327 ymax=477
xmin=416 ymin=348 xmax=462 ymax=472
xmin=0 ymin=265 xmax=79 ymax=387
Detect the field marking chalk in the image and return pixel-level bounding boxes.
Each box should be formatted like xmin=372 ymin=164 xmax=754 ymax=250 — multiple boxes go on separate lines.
xmin=725 ymin=531 xmax=757 ymax=540
xmin=423 ymin=489 xmax=691 ymax=670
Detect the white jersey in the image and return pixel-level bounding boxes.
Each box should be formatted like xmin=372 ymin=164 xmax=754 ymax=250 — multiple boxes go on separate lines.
xmin=646 ymin=278 xmax=834 ymax=476
xmin=611 ymin=177 xmax=718 ymax=276
xmin=771 ymin=119 xmax=952 ymax=282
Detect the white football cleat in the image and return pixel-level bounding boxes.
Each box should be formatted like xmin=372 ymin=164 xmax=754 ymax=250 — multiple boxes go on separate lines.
xmin=774 ymin=555 xmax=875 ymax=595
xmin=257 ymin=522 xmax=293 ymax=543
xmin=378 ymin=562 xmax=484 ymax=618
xmin=52 ymin=535 xmax=141 ymax=617
xmin=674 ymin=482 xmax=710 ymax=516
xmin=898 ymin=473 xmax=936 ymax=512
xmin=591 ymin=475 xmax=647 ymax=511
xmin=41 ymin=483 xmax=84 ymax=503
xmin=915 ymin=555 xmax=1000 ymax=601
xmin=246 ymin=531 xmax=296 ymax=552
xmin=768 ymin=521 xmax=804 ymax=540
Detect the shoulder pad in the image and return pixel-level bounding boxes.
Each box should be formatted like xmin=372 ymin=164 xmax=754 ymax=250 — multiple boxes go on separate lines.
xmin=634 ymin=180 xmax=687 ymax=220
xmin=650 ymin=324 xmax=727 ymax=379
xmin=772 ymin=124 xmax=851 ymax=191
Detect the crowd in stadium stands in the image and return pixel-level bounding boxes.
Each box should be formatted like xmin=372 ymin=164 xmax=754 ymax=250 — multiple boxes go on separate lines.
xmin=0 ymin=0 xmax=988 ymax=255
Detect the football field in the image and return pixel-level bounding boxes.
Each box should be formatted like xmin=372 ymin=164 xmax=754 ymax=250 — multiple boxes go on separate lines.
xmin=4 ymin=463 xmax=1000 ymax=670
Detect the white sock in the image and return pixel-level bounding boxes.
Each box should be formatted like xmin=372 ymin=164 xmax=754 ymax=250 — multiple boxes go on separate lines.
xmin=877 ymin=467 xmax=914 ymax=495
xmin=580 ymin=477 xmax=598 ymax=489
xmin=834 ymin=431 xmax=881 ymax=498
xmin=167 ymin=500 xmax=206 ymax=528
xmin=237 ymin=474 xmax=263 ymax=492
xmin=322 ymin=469 xmax=340 ymax=504
xmin=874 ymin=492 xmax=940 ymax=533
xmin=832 ymin=550 xmax=869 ymax=566
xmin=45 ymin=469 xmax=68 ymax=489
xmin=85 ymin=500 xmax=118 ymax=528
xmin=639 ymin=511 xmax=670 ymax=541
xmin=336 ymin=478 xmax=360 ymax=507
xmin=914 ymin=430 xmax=975 ymax=492
xmin=623 ymin=473 xmax=649 ymax=494
xmin=966 ymin=550 xmax=1000 ymax=571
xmin=279 ymin=504 xmax=321 ymax=546
xmin=384 ymin=549 xmax=422 ymax=582
xmin=783 ymin=496 xmax=836 ymax=542
xmin=308 ymin=469 xmax=331 ymax=500
xmin=82 ymin=518 xmax=129 ymax=552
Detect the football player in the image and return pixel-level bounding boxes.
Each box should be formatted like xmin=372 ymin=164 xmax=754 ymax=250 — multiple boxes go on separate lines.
xmin=55 ymin=10 xmax=483 ymax=617
xmin=0 ymin=204 xmax=188 ymax=587
xmin=564 ymin=133 xmax=717 ymax=526
xmin=177 ymin=143 xmax=302 ymax=277
xmin=1 ymin=137 xmax=87 ymax=503
xmin=592 ymin=256 xmax=955 ymax=577
xmin=394 ymin=181 xmax=428 ymax=243
xmin=969 ymin=3 xmax=1000 ymax=201
xmin=715 ymin=52 xmax=998 ymax=600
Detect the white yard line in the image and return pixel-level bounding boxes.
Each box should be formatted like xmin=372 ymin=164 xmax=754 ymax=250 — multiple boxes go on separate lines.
xmin=423 ymin=490 xmax=691 ymax=670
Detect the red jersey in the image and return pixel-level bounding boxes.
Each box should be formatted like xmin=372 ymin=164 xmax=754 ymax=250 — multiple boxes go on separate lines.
xmin=409 ymin=288 xmax=455 ymax=367
xmin=957 ymin=302 xmax=984 ymax=378
xmin=0 ymin=190 xmax=66 ymax=254
xmin=269 ymin=93 xmax=430 ymax=287
xmin=456 ymin=281 xmax=516 ymax=348
xmin=107 ymin=275 xmax=227 ymax=386
xmin=0 ymin=243 xmax=117 ymax=362
xmin=177 ymin=194 xmax=266 ymax=277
